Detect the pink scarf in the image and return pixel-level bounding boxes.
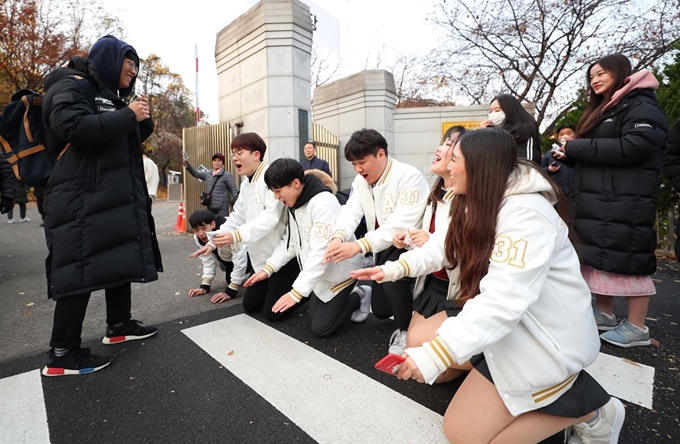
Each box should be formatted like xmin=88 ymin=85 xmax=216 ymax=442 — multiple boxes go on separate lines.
xmin=602 ymin=69 xmax=659 ymax=112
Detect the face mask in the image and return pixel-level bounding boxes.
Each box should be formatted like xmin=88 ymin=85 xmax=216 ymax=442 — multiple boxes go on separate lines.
xmin=488 ymin=111 xmax=506 ymax=127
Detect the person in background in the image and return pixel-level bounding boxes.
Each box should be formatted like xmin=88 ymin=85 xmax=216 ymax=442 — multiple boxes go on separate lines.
xmin=0 ymin=155 xmax=15 ymax=215
xmin=34 ymin=185 xmax=46 ymax=226
xmin=143 ymin=153 xmax=160 ymax=201
xmin=351 ymin=128 xmax=623 ymax=444
xmin=553 ymin=53 xmax=666 ymax=348
xmin=479 ymin=94 xmax=542 ymax=163
xmin=663 ymin=118 xmax=680 ymax=261
xmin=323 ymin=128 xmax=429 ymax=355
xmin=6 ymin=179 xmax=29 ymax=223
xmin=184 ymin=153 xmax=239 ymax=217
xmin=41 ymin=35 xmax=161 ymax=376
xmin=301 ymin=141 xmax=332 ymax=178
xmin=541 ymin=124 xmax=576 ymax=196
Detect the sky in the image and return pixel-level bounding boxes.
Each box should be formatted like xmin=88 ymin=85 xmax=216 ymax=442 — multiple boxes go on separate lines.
xmin=111 ymin=0 xmax=441 ymax=123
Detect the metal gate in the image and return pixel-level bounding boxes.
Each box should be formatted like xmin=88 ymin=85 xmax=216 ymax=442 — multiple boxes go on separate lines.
xmin=312 ymin=122 xmax=340 ymax=181
xmin=181 ymin=123 xmax=237 ymax=233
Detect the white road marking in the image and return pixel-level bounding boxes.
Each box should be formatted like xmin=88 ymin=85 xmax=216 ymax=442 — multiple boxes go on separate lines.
xmin=0 ymin=370 xmax=50 ymax=444
xmin=586 ymin=353 xmax=655 ymax=409
xmin=183 ymin=314 xmax=448 ymax=444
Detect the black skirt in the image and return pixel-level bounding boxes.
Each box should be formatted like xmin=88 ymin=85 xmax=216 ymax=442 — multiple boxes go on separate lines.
xmin=413 ymin=275 xmax=460 ymax=318
xmin=470 ymin=354 xmax=610 ymax=417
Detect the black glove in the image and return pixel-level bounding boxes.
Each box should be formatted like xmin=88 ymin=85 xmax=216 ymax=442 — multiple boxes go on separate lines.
xmin=0 ymin=197 xmax=12 ymax=214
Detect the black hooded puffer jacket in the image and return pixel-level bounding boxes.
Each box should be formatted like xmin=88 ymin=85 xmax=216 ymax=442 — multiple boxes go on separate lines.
xmin=42 ymin=35 xmax=162 ymax=299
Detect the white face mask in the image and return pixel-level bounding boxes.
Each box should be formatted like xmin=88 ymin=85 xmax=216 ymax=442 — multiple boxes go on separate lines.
xmin=488 ymin=111 xmax=506 ymax=127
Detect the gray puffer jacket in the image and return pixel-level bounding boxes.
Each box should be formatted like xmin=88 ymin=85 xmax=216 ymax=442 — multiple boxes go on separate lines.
xmin=185 ymin=162 xmax=238 ymax=217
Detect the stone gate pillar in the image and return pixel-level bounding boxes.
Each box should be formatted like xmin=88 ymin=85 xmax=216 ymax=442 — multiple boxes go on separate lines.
xmin=215 ymin=0 xmax=312 ymax=161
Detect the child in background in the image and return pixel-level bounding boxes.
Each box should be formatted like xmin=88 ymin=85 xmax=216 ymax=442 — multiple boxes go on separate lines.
xmin=541 ymin=124 xmax=576 ymax=196
xmin=187 ymin=209 xmax=245 ymax=303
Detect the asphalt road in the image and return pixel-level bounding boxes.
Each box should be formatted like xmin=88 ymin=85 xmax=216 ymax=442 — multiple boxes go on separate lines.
xmin=1 ymin=201 xmax=679 ymax=443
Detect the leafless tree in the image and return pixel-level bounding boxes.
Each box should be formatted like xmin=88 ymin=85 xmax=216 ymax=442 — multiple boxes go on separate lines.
xmin=310 ymin=43 xmax=342 ymax=88
xmin=425 ymin=0 xmax=680 ymax=133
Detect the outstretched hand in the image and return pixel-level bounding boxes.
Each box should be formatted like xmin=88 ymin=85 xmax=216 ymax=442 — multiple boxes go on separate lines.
xmin=189 ymin=244 xmax=214 ymax=258
xmin=349 ymin=266 xmax=385 ymax=282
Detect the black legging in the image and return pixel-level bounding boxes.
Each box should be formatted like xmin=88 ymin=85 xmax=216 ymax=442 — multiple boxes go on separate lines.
xmin=7 ymin=203 xmax=26 ymax=220
xmin=50 ymin=283 xmax=132 ymax=349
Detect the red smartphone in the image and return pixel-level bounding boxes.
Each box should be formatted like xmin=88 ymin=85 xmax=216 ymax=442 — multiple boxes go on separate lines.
xmin=375 ymin=353 xmax=405 ymax=376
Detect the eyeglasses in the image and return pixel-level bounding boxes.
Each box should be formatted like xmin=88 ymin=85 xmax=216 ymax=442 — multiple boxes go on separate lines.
xmin=125 ymin=59 xmax=138 ymax=73
xmin=232 ymin=149 xmax=250 ymax=159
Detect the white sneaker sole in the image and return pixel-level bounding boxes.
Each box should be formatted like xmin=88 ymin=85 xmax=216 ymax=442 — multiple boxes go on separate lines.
xmin=600 ymin=334 xmax=651 ymax=347
xmin=608 ymin=397 xmax=626 ymax=444
xmin=42 ymin=360 xmax=111 ymax=376
xmin=102 ymin=329 xmax=157 ymax=345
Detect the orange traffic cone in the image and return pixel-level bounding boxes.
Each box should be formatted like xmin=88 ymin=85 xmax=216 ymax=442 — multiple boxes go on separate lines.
xmin=174 ymin=202 xmax=185 ymax=232
xmin=179 ymin=209 xmax=187 ymax=233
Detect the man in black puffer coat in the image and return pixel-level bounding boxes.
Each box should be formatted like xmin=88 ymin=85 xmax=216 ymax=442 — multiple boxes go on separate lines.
xmin=41 ymin=35 xmax=162 ymax=376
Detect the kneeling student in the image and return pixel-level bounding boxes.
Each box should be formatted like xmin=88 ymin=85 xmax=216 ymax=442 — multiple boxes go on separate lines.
xmin=188 ymin=210 xmax=246 ymax=303
xmin=244 ymin=158 xmax=370 ymax=337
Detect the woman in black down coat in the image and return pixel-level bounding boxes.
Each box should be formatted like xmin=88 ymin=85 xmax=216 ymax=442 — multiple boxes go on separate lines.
xmin=41 ymin=35 xmax=162 ymax=376
xmin=553 ymin=54 xmax=667 ymax=348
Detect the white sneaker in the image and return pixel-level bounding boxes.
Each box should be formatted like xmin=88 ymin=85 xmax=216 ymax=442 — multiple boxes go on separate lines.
xmin=388 ymin=329 xmax=408 ymax=355
xmin=568 ymin=397 xmax=625 ymax=443
xmin=20 ymin=217 xmax=30 ymax=222
xmin=7 ymin=219 xmax=15 ymax=224
xmin=350 ymin=285 xmax=372 ymax=323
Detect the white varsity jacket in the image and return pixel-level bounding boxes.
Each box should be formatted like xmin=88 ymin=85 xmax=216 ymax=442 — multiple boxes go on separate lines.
xmin=211 ymin=163 xmax=287 ymax=272
xmin=331 ymin=157 xmax=429 ymax=255
xmin=395 ymin=166 xmax=601 ymax=416
xmin=264 ymin=191 xmax=363 ymax=303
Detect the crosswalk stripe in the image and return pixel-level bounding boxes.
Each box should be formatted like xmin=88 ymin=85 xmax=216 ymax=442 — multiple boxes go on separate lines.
xmin=586 ymin=353 xmax=655 ymax=409
xmin=0 ymin=370 xmax=50 ymax=444
xmin=183 ymin=314 xmax=449 ymax=443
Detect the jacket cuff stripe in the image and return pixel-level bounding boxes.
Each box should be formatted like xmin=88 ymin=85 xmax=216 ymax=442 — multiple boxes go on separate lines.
xmin=289 ymin=289 xmax=303 ymax=302
xmin=429 ymin=337 xmax=455 ymax=368
xmin=331 ymin=231 xmax=347 ymax=242
xmin=263 ymin=264 xmax=275 ymax=276
xmin=397 ymin=258 xmax=411 ymax=277
xmin=232 ymin=230 xmax=242 ymax=243
xmin=357 ymin=238 xmax=371 ymax=253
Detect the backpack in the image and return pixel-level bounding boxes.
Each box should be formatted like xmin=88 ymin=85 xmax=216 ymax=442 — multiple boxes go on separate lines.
xmin=0 ymin=76 xmax=84 ymax=186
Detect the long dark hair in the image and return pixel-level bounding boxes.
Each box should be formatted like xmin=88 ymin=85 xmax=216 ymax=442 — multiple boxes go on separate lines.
xmin=428 ymin=126 xmax=467 ymax=205
xmin=576 ymin=54 xmax=632 ymax=137
xmin=445 ymin=128 xmax=574 ymax=306
xmin=493 ymin=94 xmax=540 ymax=145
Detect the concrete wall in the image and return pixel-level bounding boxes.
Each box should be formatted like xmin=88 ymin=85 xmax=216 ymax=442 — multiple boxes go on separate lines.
xmin=312 ymin=70 xmax=397 ymax=188
xmin=312 ymin=71 xmax=490 ymax=189
xmin=392 ymin=105 xmax=488 ymax=179
xmin=215 ymin=0 xmax=312 ymax=162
